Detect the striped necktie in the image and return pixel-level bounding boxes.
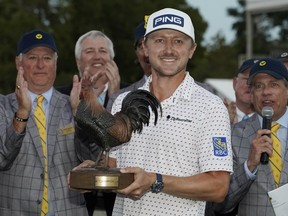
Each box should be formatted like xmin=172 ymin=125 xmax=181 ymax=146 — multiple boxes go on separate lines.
xmin=34 ymin=95 xmax=48 ymax=215
xmin=269 ymin=122 xmax=282 ymax=188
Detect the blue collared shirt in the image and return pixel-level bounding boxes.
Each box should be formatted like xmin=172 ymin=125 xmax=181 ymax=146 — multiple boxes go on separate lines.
xmin=29 ymin=88 xmax=52 ymax=118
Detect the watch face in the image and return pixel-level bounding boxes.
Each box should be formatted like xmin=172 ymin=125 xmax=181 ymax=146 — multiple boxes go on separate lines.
xmin=152 ymin=182 xmax=164 ymax=193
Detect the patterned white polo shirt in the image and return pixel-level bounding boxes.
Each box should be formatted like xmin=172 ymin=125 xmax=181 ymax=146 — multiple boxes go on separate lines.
xmin=110 ymin=72 xmax=233 ymax=216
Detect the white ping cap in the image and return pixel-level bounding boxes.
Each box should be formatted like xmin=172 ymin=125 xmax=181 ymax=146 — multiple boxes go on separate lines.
xmin=144 ymin=8 xmax=195 ymax=42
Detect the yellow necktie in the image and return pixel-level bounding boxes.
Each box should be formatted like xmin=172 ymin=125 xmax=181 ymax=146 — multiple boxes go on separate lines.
xmin=34 ymin=95 xmax=48 ymax=215
xmin=269 ymin=122 xmax=282 ymax=188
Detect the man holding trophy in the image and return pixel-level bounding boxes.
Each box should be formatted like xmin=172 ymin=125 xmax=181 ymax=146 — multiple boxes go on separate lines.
xmin=70 ymin=8 xmax=233 ymax=216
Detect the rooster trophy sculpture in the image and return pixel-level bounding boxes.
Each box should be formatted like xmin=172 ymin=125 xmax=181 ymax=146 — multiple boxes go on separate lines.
xmin=75 ymin=89 xmax=162 ymax=167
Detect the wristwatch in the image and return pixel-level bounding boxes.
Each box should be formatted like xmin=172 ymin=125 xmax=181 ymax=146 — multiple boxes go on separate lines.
xmin=151 ymin=173 xmax=164 ymax=193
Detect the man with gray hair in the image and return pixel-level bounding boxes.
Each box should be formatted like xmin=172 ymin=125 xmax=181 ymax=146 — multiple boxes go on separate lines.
xmin=0 ymin=29 xmax=89 ymax=216
xmin=211 ymin=58 xmax=288 ymax=216
xmin=58 ymin=30 xmax=127 ymax=107
xmin=59 ymin=30 xmax=129 ymax=216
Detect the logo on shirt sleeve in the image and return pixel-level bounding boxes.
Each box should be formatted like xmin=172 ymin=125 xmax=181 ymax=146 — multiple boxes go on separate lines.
xmin=212 ymin=137 xmax=228 ymax=157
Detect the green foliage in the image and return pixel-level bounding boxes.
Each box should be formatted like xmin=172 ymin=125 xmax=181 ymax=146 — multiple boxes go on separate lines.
xmin=0 ymin=0 xmax=286 ymax=94
xmin=62 ymin=0 xmax=208 ymax=83
xmin=227 ymin=0 xmax=287 ymax=58
xmin=0 ymin=0 xmax=208 ymax=93
xmin=268 ymin=11 xmax=288 ymax=41
xmin=194 ymin=34 xmax=238 ymax=80
xmin=0 ymin=0 xmax=56 ymax=93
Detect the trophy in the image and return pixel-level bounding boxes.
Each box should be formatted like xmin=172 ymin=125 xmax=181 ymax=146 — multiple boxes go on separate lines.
xmin=69 ymin=89 xmax=161 ymax=191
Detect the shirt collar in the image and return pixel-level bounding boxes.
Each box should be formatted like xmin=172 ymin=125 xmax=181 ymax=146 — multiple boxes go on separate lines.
xmin=275 ymin=107 xmax=288 ymax=128
xmin=29 ymin=88 xmax=53 ymax=106
xmin=142 ymin=72 xmax=195 ymax=102
xmin=236 ymin=107 xmax=254 ymax=120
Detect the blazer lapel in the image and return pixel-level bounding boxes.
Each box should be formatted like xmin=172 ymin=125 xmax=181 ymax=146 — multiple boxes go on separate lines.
xmin=46 ymin=90 xmax=70 ymax=167
xmin=279 ymin=130 xmax=288 ymax=186
xmin=281 ymin=151 xmax=288 ymax=187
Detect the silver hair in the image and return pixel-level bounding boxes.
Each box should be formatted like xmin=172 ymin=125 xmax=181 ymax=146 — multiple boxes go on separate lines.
xmin=74 ymin=30 xmax=115 ymax=60
xmin=18 ymin=52 xmax=58 ymax=61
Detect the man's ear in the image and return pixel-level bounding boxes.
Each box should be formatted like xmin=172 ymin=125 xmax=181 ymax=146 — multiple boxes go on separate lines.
xmin=188 ymin=43 xmax=197 ymax=59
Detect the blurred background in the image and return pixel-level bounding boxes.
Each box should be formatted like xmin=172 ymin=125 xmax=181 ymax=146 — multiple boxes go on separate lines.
xmin=0 ymin=0 xmax=287 ymax=94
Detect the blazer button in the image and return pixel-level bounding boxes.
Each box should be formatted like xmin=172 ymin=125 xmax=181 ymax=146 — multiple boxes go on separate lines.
xmin=40 ymin=173 xmax=44 ymax=179
xmin=37 ymin=199 xmax=41 ymax=204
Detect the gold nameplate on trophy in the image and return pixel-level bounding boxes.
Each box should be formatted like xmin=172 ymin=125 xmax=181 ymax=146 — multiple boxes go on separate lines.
xmin=95 ymin=176 xmax=119 ymax=187
xmin=70 ymin=167 xmax=134 ymax=190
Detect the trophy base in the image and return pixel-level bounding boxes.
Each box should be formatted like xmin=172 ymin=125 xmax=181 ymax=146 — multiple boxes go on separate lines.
xmin=69 ymin=167 xmax=134 ymax=190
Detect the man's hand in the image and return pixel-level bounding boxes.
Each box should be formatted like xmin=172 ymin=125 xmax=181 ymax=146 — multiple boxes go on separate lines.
xmin=15 ymin=66 xmax=31 ymax=117
xmin=70 ymin=74 xmax=81 ymax=115
xmin=67 ymin=160 xmax=96 ymax=185
xmin=83 ymin=69 xmax=106 ymax=98
xmin=67 ymin=160 xmax=96 ymax=193
xmin=247 ymin=129 xmax=272 ymax=172
xmin=14 ymin=67 xmax=31 ymax=133
xmin=117 ymin=167 xmax=155 ymax=200
xmin=106 ymin=60 xmax=120 ymax=97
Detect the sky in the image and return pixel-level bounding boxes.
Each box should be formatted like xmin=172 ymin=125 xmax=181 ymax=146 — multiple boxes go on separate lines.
xmin=187 ymin=0 xmax=239 ymax=44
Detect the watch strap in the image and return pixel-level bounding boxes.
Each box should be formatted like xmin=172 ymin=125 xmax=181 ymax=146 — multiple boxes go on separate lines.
xmin=156 ymin=173 xmax=162 ymax=183
xmin=151 ymin=173 xmax=164 ymax=193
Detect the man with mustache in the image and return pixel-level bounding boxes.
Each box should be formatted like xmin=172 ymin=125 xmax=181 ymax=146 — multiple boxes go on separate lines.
xmin=72 ymin=8 xmax=233 ymax=216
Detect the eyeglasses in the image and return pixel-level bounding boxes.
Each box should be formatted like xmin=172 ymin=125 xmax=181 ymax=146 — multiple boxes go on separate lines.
xmin=250 ymin=80 xmax=283 ymax=92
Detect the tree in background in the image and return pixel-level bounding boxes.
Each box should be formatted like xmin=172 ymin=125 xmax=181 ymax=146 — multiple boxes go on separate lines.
xmin=0 ymin=0 xmax=286 ymax=94
xmin=227 ymin=0 xmax=287 ymax=58
xmin=201 ymin=0 xmax=288 ymax=80
xmin=0 ymin=0 xmax=208 ymax=93
xmin=59 ymin=0 xmax=209 ymax=85
xmin=0 ymin=0 xmax=50 ymax=93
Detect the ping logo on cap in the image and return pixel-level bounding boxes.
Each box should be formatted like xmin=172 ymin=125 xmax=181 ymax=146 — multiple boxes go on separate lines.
xmin=153 ymin=14 xmax=184 ymax=28
xmin=35 ymin=34 xmax=43 ymax=40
